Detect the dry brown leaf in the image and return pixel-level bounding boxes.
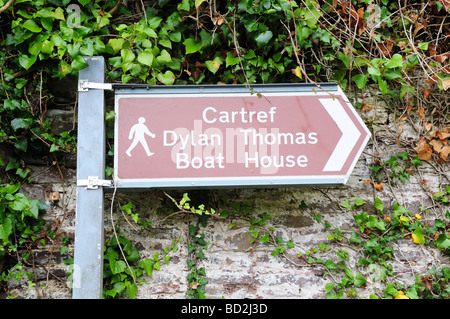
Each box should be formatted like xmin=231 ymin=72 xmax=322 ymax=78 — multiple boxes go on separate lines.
xmin=443 ymin=79 xmax=450 ymax=91
xmin=422 ymin=89 xmax=432 ymax=99
xmin=398 ymin=41 xmax=408 ymax=50
xmin=49 ymin=191 xmax=60 ymax=202
xmin=413 ymin=23 xmax=425 ymax=37
xmin=440 ymin=145 xmax=450 ymax=161
xmin=430 ymin=139 xmax=444 ymax=153
xmin=421 ymin=275 xmax=433 ymax=291
xmin=361 ymin=103 xmax=372 ymax=112
xmin=191 ymin=282 xmax=199 ymax=289
xmin=436 ymin=131 xmax=450 ymax=140
xmin=417 ymin=106 xmax=425 ymax=119
xmin=424 ymin=122 xmax=433 ymax=131
xmin=441 ymin=0 xmax=450 ymax=11
xmin=211 ymin=15 xmax=225 ymax=26
xmin=435 ymin=54 xmax=448 ymax=64
xmin=414 ymin=138 xmax=433 ymax=161
xmin=425 ymin=77 xmax=436 ymax=85
xmin=428 ymin=43 xmax=438 ymax=56
xmin=406 ymin=100 xmax=413 ymax=114
xmin=375 ymin=182 xmax=384 ymax=191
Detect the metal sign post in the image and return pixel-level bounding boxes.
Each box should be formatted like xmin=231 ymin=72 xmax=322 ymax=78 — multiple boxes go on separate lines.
xmin=73 ymin=57 xmax=109 ymax=299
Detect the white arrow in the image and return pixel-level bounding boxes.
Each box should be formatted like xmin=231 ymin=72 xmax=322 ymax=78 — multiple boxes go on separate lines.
xmin=320 ymin=98 xmax=361 ymax=172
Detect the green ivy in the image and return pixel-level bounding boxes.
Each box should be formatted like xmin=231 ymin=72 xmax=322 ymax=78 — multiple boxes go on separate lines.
xmin=0 ymin=183 xmax=49 ymax=295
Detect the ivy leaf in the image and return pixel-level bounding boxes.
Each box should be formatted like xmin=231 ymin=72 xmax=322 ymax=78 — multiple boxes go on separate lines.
xmin=354 ymin=197 xmax=366 ymax=207
xmin=178 ymin=0 xmax=190 ymax=11
xmin=23 ymin=20 xmax=42 ymax=33
xmin=355 ymin=273 xmax=367 ymax=286
xmin=352 ymin=74 xmax=367 ymax=89
xmin=156 ymin=49 xmax=172 ymax=64
xmin=325 ymin=283 xmax=335 ymax=292
xmin=412 ymin=226 xmax=425 ymax=244
xmin=126 ymin=246 xmax=140 ymax=262
xmin=378 ymin=78 xmax=388 ymax=95
xmin=254 ymin=30 xmax=273 ymax=48
xmin=157 ymin=70 xmax=175 ymax=85
xmin=139 ymin=258 xmax=155 ymax=277
xmin=0 ymin=217 xmax=12 ymax=241
xmin=19 ymin=54 xmax=37 ymax=70
xmin=367 ymin=66 xmax=381 ymax=76
xmin=195 ymin=0 xmax=207 ymax=8
xmin=205 ymin=57 xmax=222 ymax=74
xmin=120 ymin=201 xmax=133 ymax=215
xmin=80 ymin=41 xmax=95 ymax=57
xmin=53 ymin=7 xmax=65 ymax=20
xmin=435 ymin=234 xmax=450 ymax=249
xmin=11 ymin=118 xmax=30 ymax=131
xmin=385 ymin=53 xmax=404 ymax=69
xmin=108 ymin=38 xmax=125 ymax=54
xmin=121 ymin=48 xmax=136 ymax=65
xmin=339 ymin=200 xmax=351 ymax=209
xmin=385 ymin=69 xmax=402 ymax=80
xmin=374 ymin=197 xmax=384 ymax=212
xmin=183 ymin=38 xmax=202 ymax=54
xmin=29 ymin=35 xmax=44 ymax=55
xmin=293 ymin=66 xmax=303 ymax=79
xmin=349 ymin=232 xmax=362 ymax=244
xmin=3 ymin=183 xmax=20 ymax=195
xmin=225 ymin=51 xmax=239 ymax=67
xmin=304 ymin=0 xmax=322 ymax=27
xmin=41 ymin=39 xmax=54 ymax=55
xmin=71 ymin=55 xmax=89 ymax=70
xmin=109 ymin=259 xmax=126 ymax=274
xmin=169 ymin=31 xmax=182 ymax=42
xmin=137 ymin=50 xmax=154 ymax=67
xmin=260 ymin=233 xmax=270 ymax=243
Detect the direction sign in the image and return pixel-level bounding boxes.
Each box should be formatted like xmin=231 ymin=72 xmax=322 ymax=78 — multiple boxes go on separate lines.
xmin=113 ymin=84 xmax=370 ymax=188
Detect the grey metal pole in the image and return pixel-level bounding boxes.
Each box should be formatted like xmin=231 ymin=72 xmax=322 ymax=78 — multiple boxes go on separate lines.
xmin=73 ymin=56 xmax=106 ymax=299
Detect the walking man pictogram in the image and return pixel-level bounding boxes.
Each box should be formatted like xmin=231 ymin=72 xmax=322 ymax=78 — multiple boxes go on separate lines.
xmin=126 ymin=117 xmax=155 ymax=157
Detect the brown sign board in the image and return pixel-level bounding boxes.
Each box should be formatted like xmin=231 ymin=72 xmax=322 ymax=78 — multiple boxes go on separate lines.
xmin=113 ymin=84 xmax=370 ymax=188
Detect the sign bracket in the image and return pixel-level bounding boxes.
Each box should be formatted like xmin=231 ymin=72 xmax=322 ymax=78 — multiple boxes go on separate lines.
xmin=77 ymin=176 xmax=113 ymax=190
xmin=78 ymin=79 xmax=113 ymax=92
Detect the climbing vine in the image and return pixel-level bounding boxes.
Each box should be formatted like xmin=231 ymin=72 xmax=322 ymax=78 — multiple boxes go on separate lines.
xmin=0 ymin=0 xmax=449 ymax=298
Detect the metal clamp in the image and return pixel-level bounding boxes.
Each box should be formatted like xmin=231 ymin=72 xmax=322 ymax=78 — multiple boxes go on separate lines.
xmin=77 ymin=176 xmax=113 ymax=190
xmin=78 ymin=80 xmax=113 ymax=92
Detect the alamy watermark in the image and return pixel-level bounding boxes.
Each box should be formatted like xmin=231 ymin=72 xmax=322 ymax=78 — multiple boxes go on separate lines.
xmin=67 ymin=4 xmax=81 ymax=28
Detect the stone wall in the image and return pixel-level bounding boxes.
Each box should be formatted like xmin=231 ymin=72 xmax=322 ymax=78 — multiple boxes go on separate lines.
xmin=5 ymin=82 xmax=450 ymax=299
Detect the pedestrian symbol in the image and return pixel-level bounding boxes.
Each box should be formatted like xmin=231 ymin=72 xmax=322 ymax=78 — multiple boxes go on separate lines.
xmin=126 ymin=117 xmax=155 ymax=157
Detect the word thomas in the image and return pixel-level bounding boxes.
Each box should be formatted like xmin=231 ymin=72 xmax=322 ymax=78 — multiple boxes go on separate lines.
xmin=162 ymin=106 xmax=319 ymax=172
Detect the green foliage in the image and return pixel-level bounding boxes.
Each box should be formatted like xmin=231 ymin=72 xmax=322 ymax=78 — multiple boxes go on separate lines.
xmin=102 ymin=231 xmax=180 ymax=299
xmin=0 ymin=183 xmax=49 ymax=294
xmin=315 ymin=197 xmax=450 ymax=299
xmin=369 ymin=152 xmax=423 ymax=187
xmin=186 ymin=222 xmax=209 ymax=299
xmin=0 ymin=183 xmax=48 ymax=249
